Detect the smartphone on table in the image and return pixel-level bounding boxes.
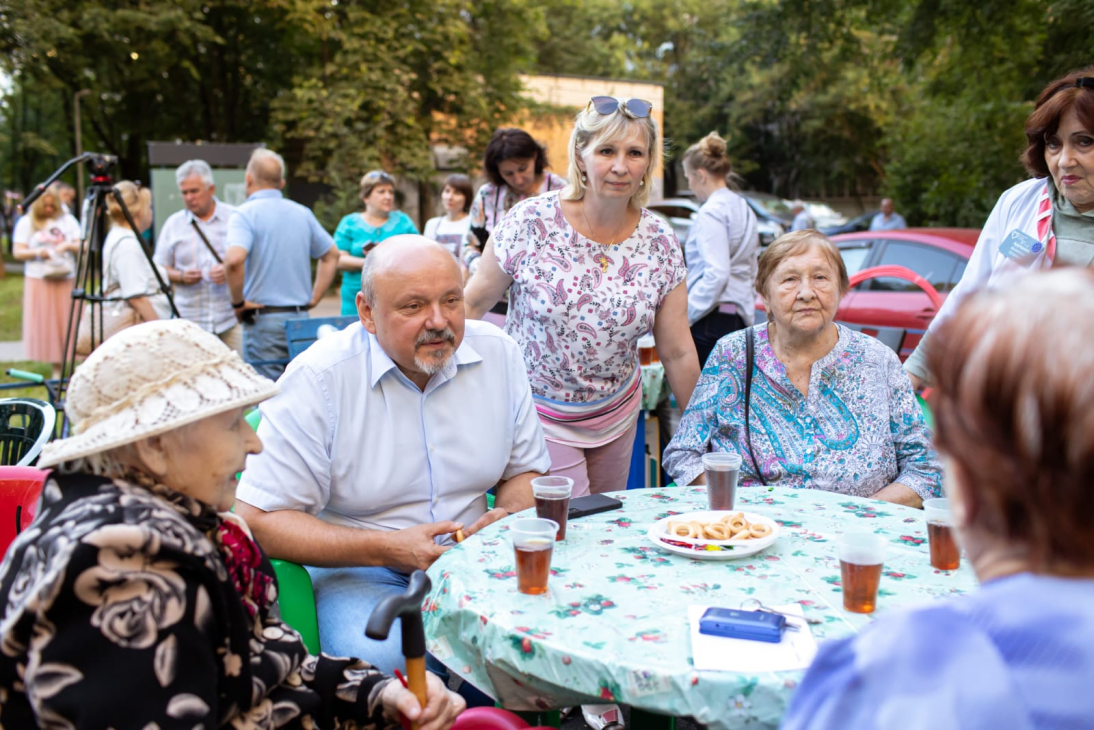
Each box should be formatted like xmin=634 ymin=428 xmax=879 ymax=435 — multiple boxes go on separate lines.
xmin=567 ymin=493 xmax=623 ymax=519
xmin=699 ymin=607 xmax=786 ymax=643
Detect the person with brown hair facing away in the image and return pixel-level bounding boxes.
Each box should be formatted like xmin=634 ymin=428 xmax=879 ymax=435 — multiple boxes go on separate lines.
xmin=783 ymin=268 xmax=1094 ymax=729
xmin=681 ymin=131 xmax=760 ymax=367
xmin=102 ymin=180 xmax=171 ymax=324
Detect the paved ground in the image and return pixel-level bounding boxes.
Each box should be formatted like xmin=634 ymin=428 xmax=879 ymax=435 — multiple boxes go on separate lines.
xmin=0 ymin=341 xmax=24 ymax=361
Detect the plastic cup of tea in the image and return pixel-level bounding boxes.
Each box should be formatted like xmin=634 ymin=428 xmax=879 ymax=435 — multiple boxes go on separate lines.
xmin=701 ymin=452 xmax=742 ymax=511
xmin=637 ymin=334 xmax=658 ymax=366
xmin=838 ymin=532 xmax=886 ymax=613
xmin=532 ymin=476 xmax=573 ymax=541
xmin=510 ymin=518 xmax=558 ymax=595
xmin=923 ymin=498 xmax=960 ymax=571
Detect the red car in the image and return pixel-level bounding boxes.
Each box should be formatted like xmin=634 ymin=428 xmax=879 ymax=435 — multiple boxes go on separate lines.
xmin=757 ymin=228 xmax=979 ymax=361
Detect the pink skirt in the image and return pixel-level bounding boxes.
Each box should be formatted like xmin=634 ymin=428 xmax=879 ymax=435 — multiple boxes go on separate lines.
xmin=22 ymin=276 xmax=74 ymax=363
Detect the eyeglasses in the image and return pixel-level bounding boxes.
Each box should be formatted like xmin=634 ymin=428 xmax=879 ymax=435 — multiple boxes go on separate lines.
xmin=1077 ymin=77 xmax=1094 ymax=90
xmin=586 ymin=96 xmax=653 ymax=119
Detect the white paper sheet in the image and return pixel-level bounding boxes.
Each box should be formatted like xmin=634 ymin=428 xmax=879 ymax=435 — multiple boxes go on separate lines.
xmin=688 ymin=604 xmax=818 ymax=672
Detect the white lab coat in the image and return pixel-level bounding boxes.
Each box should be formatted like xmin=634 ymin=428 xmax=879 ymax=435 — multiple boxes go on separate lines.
xmin=925 ymin=177 xmax=1050 ymax=335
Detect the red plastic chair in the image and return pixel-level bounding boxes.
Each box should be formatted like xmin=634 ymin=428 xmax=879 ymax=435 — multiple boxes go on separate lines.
xmin=0 ymin=466 xmax=48 ymax=556
xmin=450 ymin=707 xmax=554 ymax=730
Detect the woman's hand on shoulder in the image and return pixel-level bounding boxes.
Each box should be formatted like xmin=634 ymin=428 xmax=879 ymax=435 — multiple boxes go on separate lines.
xmin=381 ymin=672 xmax=466 ymax=730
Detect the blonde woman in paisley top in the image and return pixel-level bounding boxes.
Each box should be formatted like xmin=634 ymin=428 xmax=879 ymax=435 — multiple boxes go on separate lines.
xmin=465 ymin=97 xmax=700 ymax=497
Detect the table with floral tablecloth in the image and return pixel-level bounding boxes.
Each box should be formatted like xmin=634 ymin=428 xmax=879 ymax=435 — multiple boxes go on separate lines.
xmin=424 ymin=486 xmax=977 ymax=729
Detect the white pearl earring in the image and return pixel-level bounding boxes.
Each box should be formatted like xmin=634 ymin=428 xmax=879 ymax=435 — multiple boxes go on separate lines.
xmin=581 ymin=174 xmax=587 ymax=183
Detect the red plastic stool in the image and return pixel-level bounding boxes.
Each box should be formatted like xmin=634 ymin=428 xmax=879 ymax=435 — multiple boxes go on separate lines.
xmin=0 ymin=466 xmax=48 ymax=556
xmin=450 ymin=706 xmax=555 ymax=730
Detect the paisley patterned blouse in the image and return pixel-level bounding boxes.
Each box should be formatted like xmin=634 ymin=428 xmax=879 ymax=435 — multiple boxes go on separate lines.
xmin=493 ymin=191 xmax=687 ymax=405
xmin=0 ymin=472 xmax=398 ymax=728
xmin=663 ymin=324 xmax=942 ymax=499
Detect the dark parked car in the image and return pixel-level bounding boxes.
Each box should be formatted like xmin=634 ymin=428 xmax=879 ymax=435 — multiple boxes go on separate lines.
xmin=819 ymin=210 xmax=878 ymax=236
xmin=756 ymin=228 xmax=979 ymax=361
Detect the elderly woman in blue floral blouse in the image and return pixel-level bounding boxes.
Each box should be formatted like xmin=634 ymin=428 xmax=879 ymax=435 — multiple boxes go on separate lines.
xmin=663 ymin=230 xmax=941 ymax=506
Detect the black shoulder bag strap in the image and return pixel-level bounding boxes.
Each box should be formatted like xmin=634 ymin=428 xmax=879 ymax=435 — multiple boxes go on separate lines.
xmin=744 ymin=326 xmax=768 ymax=486
xmin=190 ymin=219 xmax=223 ymax=264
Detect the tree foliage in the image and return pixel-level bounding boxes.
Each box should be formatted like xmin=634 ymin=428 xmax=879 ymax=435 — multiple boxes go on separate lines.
xmin=1 ymin=0 xmax=1092 ymax=228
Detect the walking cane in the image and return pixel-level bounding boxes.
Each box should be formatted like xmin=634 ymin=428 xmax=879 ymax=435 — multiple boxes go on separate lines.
xmin=365 ymin=570 xmax=433 ymax=730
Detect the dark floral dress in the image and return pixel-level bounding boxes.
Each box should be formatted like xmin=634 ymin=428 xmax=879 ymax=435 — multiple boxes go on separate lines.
xmin=0 ymin=472 xmax=398 ymax=729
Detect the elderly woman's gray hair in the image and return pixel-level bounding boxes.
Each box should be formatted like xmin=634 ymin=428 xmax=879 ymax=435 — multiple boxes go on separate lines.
xmin=562 ymin=101 xmax=660 ymax=208
xmin=756 ymin=230 xmax=850 ymax=299
xmin=175 ymin=159 xmax=215 ymax=187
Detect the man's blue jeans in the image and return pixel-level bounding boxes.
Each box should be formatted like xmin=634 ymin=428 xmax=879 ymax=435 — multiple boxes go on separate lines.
xmin=243 ymin=311 xmax=294 ymax=381
xmin=308 ymin=565 xmax=417 ymax=672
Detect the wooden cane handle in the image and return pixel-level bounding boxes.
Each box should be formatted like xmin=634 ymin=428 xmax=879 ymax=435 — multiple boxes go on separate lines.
xmin=405 ymin=655 xmax=428 ymax=730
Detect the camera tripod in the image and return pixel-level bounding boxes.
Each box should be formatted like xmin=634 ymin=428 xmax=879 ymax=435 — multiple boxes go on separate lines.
xmin=22 ymin=153 xmax=178 ymax=432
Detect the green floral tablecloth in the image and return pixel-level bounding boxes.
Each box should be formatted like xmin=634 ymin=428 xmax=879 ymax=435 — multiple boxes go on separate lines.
xmin=424 ymin=486 xmax=977 ymax=729
xmin=640 ymin=362 xmax=665 ymax=410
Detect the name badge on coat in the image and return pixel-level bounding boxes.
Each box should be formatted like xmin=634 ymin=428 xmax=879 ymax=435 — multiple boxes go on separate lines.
xmin=999 ymin=230 xmax=1043 ymax=264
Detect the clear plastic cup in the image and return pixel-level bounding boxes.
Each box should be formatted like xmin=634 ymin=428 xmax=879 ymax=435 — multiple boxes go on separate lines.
xmin=702 ymin=452 xmax=742 ymax=510
xmin=838 ymin=532 xmax=886 ymax=613
xmin=923 ymin=498 xmax=960 ymax=571
xmin=510 ymin=518 xmax=558 ymax=595
xmin=532 ymin=476 xmax=573 ymax=541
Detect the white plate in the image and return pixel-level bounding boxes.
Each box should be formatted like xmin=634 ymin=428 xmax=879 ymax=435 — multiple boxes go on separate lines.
xmin=647 ymin=510 xmax=780 ymax=561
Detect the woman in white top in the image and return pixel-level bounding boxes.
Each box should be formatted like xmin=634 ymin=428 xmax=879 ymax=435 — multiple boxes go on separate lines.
xmin=12 ymin=187 xmax=82 ymax=374
xmin=905 ymin=66 xmax=1094 ymax=387
xmin=681 ymin=131 xmax=760 ymax=367
xmin=423 ymin=174 xmax=473 ymax=260
xmin=102 ymin=181 xmax=172 ymax=323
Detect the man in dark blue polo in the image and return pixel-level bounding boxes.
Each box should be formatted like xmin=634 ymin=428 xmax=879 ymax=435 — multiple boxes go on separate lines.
xmin=225 ymin=148 xmax=340 ymax=380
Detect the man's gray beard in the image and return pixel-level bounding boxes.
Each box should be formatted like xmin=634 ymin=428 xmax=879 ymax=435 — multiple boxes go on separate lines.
xmin=414 ymin=327 xmax=456 ymax=375
xmin=414 ymin=350 xmax=452 ymax=375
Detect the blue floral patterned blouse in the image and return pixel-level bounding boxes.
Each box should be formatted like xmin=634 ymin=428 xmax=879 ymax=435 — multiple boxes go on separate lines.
xmin=663 ymin=323 xmax=942 ymax=499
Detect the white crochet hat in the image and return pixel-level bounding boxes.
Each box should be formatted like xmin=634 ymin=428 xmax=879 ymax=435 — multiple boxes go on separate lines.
xmin=38 ymin=319 xmax=279 ymax=468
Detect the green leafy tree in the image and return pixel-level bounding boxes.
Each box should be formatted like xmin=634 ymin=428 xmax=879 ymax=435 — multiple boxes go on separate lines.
xmin=0 ymin=70 xmax=72 ymax=193
xmin=270 ymin=0 xmax=546 ymax=193
xmin=0 ymin=0 xmax=309 ymax=180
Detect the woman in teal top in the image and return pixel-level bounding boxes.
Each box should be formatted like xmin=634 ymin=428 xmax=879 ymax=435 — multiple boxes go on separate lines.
xmin=334 ymin=170 xmax=419 ymax=314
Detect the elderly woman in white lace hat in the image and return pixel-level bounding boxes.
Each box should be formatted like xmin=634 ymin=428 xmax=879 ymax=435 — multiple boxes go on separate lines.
xmin=0 ymin=320 xmax=463 ymax=729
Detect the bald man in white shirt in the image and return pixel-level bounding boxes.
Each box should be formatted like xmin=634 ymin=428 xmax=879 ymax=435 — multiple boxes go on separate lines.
xmin=236 ymin=236 xmax=549 ymax=673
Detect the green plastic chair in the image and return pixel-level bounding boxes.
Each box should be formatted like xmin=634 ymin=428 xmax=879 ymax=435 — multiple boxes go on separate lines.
xmin=241 ymin=411 xmax=321 ymax=654
xmin=271 ymin=558 xmax=321 ymax=655
xmin=245 ymin=407 xmax=262 ymax=432
xmin=916 ymin=393 xmax=934 ymax=430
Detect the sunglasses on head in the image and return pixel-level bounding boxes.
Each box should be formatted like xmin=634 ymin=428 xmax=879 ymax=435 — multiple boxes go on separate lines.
xmin=587 ymin=96 xmax=653 ymax=119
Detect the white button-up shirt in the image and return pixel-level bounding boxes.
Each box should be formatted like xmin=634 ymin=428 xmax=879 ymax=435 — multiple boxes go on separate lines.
xmin=684 ymin=188 xmax=759 ymax=325
xmin=236 ymin=320 xmax=551 ymax=535
xmin=154 ymin=199 xmax=237 ymax=334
